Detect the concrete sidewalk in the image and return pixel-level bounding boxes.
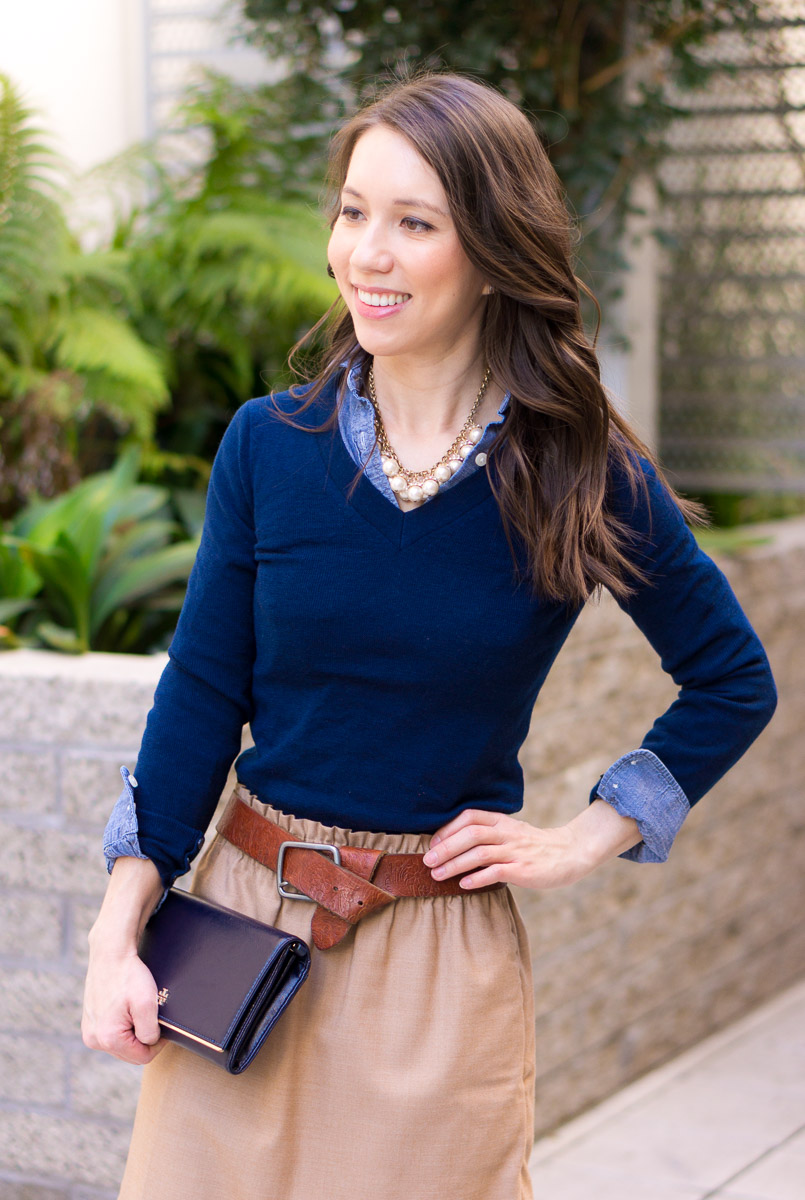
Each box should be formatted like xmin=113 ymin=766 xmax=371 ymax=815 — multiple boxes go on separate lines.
xmin=529 ymin=977 xmax=805 ymax=1199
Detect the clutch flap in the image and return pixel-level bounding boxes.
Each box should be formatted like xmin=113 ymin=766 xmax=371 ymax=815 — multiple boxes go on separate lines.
xmin=139 ymin=889 xmax=301 ymax=1052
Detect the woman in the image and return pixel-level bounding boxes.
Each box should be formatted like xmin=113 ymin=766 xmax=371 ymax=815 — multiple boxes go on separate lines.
xmin=82 ymin=71 xmax=776 ymax=1200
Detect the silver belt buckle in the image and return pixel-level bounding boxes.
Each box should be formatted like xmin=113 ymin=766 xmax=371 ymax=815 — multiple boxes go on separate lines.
xmin=276 ymin=840 xmax=342 ymax=901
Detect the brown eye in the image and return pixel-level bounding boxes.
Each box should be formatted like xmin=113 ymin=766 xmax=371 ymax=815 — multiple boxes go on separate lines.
xmin=401 ymin=217 xmax=431 ymax=233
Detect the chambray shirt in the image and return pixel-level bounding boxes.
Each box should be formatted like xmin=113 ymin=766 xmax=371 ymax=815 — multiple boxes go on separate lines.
xmin=103 ymin=367 xmax=690 ymax=878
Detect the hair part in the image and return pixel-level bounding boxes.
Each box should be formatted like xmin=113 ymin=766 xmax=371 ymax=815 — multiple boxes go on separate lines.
xmin=275 ymin=68 xmax=703 ymax=606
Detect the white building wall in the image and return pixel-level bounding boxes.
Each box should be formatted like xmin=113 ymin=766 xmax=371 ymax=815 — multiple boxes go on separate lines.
xmin=0 ymin=0 xmax=147 ymax=172
xmin=0 ymin=0 xmax=278 ymax=174
xmin=0 ymin=1 xmax=658 ymax=441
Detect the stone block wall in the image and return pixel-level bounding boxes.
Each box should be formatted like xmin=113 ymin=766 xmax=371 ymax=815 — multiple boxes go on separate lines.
xmin=0 ymin=654 xmax=164 ymax=1200
xmin=1 ymin=518 xmax=803 ymax=1195
xmin=517 ymin=518 xmax=805 ymax=1135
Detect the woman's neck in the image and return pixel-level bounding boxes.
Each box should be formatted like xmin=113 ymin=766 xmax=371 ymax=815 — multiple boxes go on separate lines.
xmin=367 ymin=356 xmax=504 ymax=479
xmin=369 ymin=352 xmax=501 ymax=444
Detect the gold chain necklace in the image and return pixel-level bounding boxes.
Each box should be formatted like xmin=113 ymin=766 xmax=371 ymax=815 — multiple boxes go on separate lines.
xmin=367 ymin=364 xmax=491 ymax=505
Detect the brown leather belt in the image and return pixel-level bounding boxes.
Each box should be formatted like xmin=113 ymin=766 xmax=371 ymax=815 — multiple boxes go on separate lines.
xmin=217 ymin=795 xmax=504 ymax=951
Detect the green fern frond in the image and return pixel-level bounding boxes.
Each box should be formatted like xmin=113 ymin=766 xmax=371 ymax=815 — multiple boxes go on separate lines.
xmin=0 ymin=76 xmax=70 ymax=334
xmin=138 ymin=444 xmax=212 ymax=486
xmin=62 ymin=247 xmax=141 ymax=311
xmin=178 ymin=208 xmax=335 ymax=313
xmin=50 ymin=308 xmax=169 ymax=427
xmin=0 ymin=75 xmax=66 ymax=223
xmin=84 ymin=375 xmax=169 ymax=439
xmin=0 ymin=75 xmax=62 ymax=205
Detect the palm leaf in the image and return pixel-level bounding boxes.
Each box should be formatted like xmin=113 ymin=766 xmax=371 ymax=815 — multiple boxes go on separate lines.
xmin=91 ymin=539 xmax=199 ymax=635
xmin=19 ymin=534 xmax=91 ymax=650
xmin=101 ymin=517 xmax=179 ymax=571
xmin=12 ymin=450 xmax=142 ymax=573
xmin=0 ymin=597 xmax=37 ymax=622
xmin=34 ymin=620 xmax=86 ymax=654
xmin=0 ymin=536 xmax=40 ymax=598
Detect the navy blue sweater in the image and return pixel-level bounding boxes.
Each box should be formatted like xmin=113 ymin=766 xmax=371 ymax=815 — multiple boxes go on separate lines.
xmin=130 ymin=379 xmax=777 ymax=885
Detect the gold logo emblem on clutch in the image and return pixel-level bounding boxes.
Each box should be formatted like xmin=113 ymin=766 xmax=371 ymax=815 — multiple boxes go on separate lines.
xmin=157 ymin=987 xmax=170 ymax=1006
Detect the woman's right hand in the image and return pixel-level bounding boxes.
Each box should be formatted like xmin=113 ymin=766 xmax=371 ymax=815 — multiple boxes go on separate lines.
xmin=81 ymin=854 xmax=168 ymax=1065
xmin=82 ymin=943 xmax=166 ymax=1065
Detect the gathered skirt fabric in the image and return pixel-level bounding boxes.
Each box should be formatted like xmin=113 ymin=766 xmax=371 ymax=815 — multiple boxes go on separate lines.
xmin=118 ymin=786 xmax=536 ymax=1200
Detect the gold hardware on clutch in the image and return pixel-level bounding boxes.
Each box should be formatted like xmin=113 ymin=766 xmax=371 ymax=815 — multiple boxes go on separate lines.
xmin=158 ymin=1018 xmax=225 ymax=1052
xmin=157 ymin=987 xmax=170 ymax=1006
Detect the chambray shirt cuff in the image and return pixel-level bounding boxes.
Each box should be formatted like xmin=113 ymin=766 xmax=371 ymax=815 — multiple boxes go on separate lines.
xmin=103 ymin=766 xmax=150 ymax=871
xmin=592 ymin=749 xmax=690 ymax=863
xmin=103 ymin=766 xmax=169 ymax=911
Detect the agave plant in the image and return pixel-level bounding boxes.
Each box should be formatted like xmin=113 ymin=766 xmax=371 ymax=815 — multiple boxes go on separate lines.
xmin=0 ymin=534 xmax=41 ymax=645
xmin=1 ymin=449 xmax=199 ymax=653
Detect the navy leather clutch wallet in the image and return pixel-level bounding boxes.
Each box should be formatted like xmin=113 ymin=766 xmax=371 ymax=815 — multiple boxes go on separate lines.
xmin=139 ymin=888 xmax=311 ymax=1074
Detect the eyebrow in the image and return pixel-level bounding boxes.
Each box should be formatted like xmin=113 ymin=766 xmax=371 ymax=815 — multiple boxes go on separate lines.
xmin=341 ymin=186 xmax=448 ymax=219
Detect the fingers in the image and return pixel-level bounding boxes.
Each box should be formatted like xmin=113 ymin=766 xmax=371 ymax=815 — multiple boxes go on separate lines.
xmin=109 ymin=1025 xmax=165 ymax=1066
xmin=429 ymin=809 xmax=499 ymax=848
xmin=424 ymin=814 xmax=506 ymax=877
xmin=429 ymin=839 xmax=506 ymax=878
xmin=82 ymin=955 xmax=163 ymax=1066
xmin=82 ymin=1011 xmax=162 ymax=1066
xmin=458 ymin=863 xmax=507 ymax=889
xmin=131 ymin=991 xmax=161 ymax=1048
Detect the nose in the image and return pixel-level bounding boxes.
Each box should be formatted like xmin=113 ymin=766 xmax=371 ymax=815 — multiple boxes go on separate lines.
xmin=349 ymin=220 xmax=394 ymax=276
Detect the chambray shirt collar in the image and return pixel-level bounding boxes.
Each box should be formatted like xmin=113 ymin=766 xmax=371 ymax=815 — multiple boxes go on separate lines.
xmin=337 ymin=362 xmax=510 ymax=504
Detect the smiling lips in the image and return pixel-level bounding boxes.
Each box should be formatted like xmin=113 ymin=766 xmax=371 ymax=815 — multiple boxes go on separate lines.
xmin=356 ymin=288 xmax=412 ymax=308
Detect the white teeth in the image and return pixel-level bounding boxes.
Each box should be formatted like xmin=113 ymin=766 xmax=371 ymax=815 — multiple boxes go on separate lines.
xmin=357 ymin=289 xmax=410 ymax=307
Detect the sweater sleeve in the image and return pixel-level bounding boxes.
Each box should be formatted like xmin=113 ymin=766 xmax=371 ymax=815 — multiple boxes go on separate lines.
xmin=127 ymin=401 xmax=259 ymax=886
xmin=590 ymin=456 xmax=777 ymax=824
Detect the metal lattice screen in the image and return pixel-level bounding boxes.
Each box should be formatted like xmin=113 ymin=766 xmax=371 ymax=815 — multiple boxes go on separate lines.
xmin=658 ymin=1 xmax=805 ymax=493
xmin=142 ymin=0 xmax=279 ymax=155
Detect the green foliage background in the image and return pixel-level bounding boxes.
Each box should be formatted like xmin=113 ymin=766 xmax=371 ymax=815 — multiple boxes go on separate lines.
xmin=0 ymin=1 xmax=782 ymax=654
xmin=238 ymin=0 xmax=762 ymax=282
xmin=0 ymin=72 xmax=337 ymax=520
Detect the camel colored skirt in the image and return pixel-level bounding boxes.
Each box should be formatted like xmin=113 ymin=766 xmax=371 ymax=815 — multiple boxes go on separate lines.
xmin=118 ymin=786 xmax=536 ymax=1200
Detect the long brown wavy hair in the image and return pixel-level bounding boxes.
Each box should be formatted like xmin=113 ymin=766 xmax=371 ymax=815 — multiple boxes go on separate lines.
xmin=275 ymin=70 xmax=701 ymax=606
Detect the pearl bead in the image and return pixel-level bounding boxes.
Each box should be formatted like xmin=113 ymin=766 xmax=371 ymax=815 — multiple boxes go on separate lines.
xmin=475 ymin=452 xmax=488 ymax=466
xmin=422 ymin=478 xmax=440 ymax=496
xmin=381 ymin=456 xmax=399 ymax=476
xmin=458 ymin=443 xmax=474 ymax=460
xmin=467 ymin=426 xmax=483 ymax=444
xmin=407 ymin=485 xmax=425 ymax=503
xmin=433 ymin=464 xmax=452 ymax=483
xmin=389 ymin=474 xmax=407 ymax=493
xmin=447 ymin=458 xmax=463 ymax=475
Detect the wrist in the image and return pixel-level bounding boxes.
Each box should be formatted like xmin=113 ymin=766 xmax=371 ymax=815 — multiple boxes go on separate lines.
xmin=89 ymin=855 xmax=164 ymax=951
xmin=566 ymin=799 xmax=641 ymax=874
xmin=87 ymin=922 xmax=140 ymax=958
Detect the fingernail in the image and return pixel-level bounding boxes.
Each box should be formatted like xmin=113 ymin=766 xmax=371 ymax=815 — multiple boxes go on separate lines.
xmin=431 ymin=835 xmax=441 ymax=845
xmin=423 ymin=851 xmax=437 ymax=866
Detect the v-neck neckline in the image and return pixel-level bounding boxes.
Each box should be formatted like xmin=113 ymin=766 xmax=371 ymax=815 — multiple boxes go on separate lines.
xmin=315 ymin=388 xmax=496 ymax=549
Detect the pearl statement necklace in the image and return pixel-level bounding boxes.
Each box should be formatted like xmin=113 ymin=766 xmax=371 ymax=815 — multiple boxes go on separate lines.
xmin=367 ymin=364 xmax=491 ymax=505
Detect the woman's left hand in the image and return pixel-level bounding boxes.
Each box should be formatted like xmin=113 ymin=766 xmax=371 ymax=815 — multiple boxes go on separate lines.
xmin=423 ymin=800 xmax=641 ymax=892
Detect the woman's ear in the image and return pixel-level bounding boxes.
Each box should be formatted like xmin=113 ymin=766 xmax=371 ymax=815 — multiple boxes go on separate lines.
xmin=482 ymin=284 xmax=494 ymax=295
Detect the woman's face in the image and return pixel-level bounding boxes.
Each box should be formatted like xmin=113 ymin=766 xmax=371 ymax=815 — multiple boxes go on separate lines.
xmin=327 ymin=125 xmax=489 ymax=365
